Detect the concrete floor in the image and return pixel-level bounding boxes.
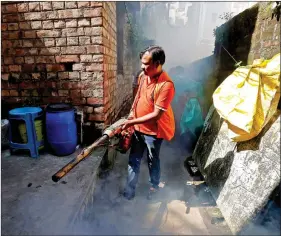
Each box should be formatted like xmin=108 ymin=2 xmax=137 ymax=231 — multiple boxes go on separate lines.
xmin=1 ymin=147 xmax=105 ymax=235
xmin=1 ymin=140 xmax=232 ymax=235
xmin=72 ymin=141 xmax=232 ymax=235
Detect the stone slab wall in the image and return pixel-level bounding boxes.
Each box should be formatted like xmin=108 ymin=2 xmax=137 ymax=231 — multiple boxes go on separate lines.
xmin=193 ymin=107 xmax=280 ymax=234
xmin=193 ymin=2 xmax=280 ymax=234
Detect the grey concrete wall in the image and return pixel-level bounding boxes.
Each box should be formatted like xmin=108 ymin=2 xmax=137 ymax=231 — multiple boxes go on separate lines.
xmin=193 ymin=106 xmax=280 ymax=234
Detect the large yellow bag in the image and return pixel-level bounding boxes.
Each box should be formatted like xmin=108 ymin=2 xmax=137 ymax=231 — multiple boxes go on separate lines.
xmin=213 ymin=53 xmax=280 ymax=142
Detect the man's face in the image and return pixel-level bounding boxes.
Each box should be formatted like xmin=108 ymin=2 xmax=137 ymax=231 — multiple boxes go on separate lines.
xmin=141 ymin=51 xmax=159 ymax=77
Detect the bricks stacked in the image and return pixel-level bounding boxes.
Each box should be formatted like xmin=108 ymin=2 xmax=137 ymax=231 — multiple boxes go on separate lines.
xmin=1 ymin=1 xmax=124 ymax=128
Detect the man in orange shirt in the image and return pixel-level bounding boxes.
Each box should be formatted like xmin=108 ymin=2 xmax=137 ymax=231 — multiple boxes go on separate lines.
xmin=121 ymin=46 xmax=175 ymax=200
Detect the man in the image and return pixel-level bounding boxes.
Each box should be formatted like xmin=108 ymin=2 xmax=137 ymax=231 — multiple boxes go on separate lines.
xmin=121 ymin=45 xmax=175 ymax=200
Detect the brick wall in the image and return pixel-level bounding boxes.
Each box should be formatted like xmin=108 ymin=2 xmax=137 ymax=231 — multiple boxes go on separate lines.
xmin=1 ymin=2 xmax=135 ymax=142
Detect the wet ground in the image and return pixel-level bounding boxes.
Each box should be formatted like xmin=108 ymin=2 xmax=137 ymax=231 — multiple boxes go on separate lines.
xmin=72 ymin=141 xmax=232 ymax=235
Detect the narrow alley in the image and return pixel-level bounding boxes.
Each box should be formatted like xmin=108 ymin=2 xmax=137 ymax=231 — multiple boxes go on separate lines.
xmin=72 ymin=141 xmax=231 ymax=235
xmin=1 ymin=1 xmax=280 ymax=236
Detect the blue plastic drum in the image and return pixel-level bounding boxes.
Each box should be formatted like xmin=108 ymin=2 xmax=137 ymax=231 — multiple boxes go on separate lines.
xmin=46 ymin=103 xmax=77 ymax=156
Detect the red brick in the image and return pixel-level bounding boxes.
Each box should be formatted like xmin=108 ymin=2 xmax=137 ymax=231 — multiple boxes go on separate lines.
xmin=52 ymin=2 xmax=64 ymax=10
xmin=35 ymin=56 xmax=55 ymax=63
xmin=23 ymin=31 xmax=37 ymax=39
xmin=54 ymin=38 xmax=66 ymax=47
xmin=70 ymin=90 xmax=81 ymax=98
xmin=36 ymin=64 xmax=47 ymax=72
xmin=14 ymin=57 xmax=24 ymax=64
xmin=9 ymin=65 xmax=21 ymax=72
xmin=65 ymin=1 xmax=78 ymax=9
xmin=84 ymin=106 xmax=94 ymax=114
xmin=2 ymin=40 xmax=12 ymax=48
xmin=2 ymin=14 xmax=22 ymax=23
xmin=80 ymin=55 xmax=92 ymax=62
xmin=87 ymin=97 xmax=103 ymax=105
xmin=22 ymin=64 xmax=35 ymax=72
xmin=61 ymin=46 xmax=86 ymax=54
xmin=69 ymin=72 xmax=80 ymax=80
xmin=18 ymin=22 xmax=30 ymax=30
xmin=84 ymin=27 xmax=102 ymax=36
xmin=31 ymin=21 xmax=42 ymax=29
xmin=78 ymin=19 xmax=90 ymax=27
xmin=60 ymin=82 xmax=72 ymax=89
xmin=77 ymin=2 xmax=90 ymax=8
xmin=5 ymin=4 xmax=18 ymax=13
xmin=89 ymin=113 xmax=104 ymax=122
xmin=22 ymin=40 xmax=33 ymax=47
xmin=54 ymin=20 xmax=65 ymax=28
xmin=37 ymin=30 xmax=61 ymax=38
xmin=24 ymin=12 xmax=46 ymax=21
xmin=79 ymin=36 xmax=91 ymax=45
xmin=45 ymin=81 xmax=57 ymax=88
xmin=57 ymin=9 xmax=83 ymax=19
xmin=2 ymin=74 xmax=9 ymax=81
xmin=66 ymin=19 xmax=77 ymax=27
xmin=7 ymin=23 xmax=19 ymax=30
xmin=29 ymin=2 xmax=40 ymax=11
xmin=73 ymin=63 xmax=85 ymax=71
xmin=44 ymin=38 xmax=55 ymax=47
xmin=24 ymin=56 xmax=35 ymax=64
xmin=92 ymin=55 xmax=103 ymax=62
xmin=2 ymin=90 xmax=10 ymax=96
xmin=84 ymin=8 xmax=102 ymax=17
xmin=46 ymin=64 xmax=65 ymax=72
xmin=32 ymin=73 xmax=41 ymax=80
xmin=44 ymin=72 xmax=55 ymax=80
xmin=86 ymin=45 xmax=104 ymax=54
xmin=83 ymin=80 xmax=103 ymax=89
xmin=19 ymin=81 xmax=39 ymax=89
xmin=38 ymin=47 xmax=60 ymax=55
xmin=72 ymin=98 xmax=86 ymax=105
xmin=41 ymin=2 xmax=52 ymax=11
xmin=42 ymin=20 xmax=54 ymax=29
xmin=58 ymin=90 xmax=69 ymax=96
xmin=10 ymin=90 xmax=19 ymax=96
xmin=4 ymin=57 xmax=14 ymax=65
xmin=94 ymin=106 xmax=104 ymax=114
xmin=58 ymin=72 xmax=69 ymax=79
xmin=86 ymin=63 xmax=103 ymax=71
xmin=91 ymin=17 xmax=103 ymax=26
xmin=2 ymin=23 xmax=7 ymax=31
xmin=67 ymin=37 xmax=79 ymax=46
xmin=55 ymin=55 xmax=79 ymax=63
xmin=4 ymin=31 xmax=19 ymax=39
xmin=28 ymin=48 xmax=38 ymax=55
xmin=17 ymin=3 xmax=29 ymax=12
xmin=61 ymin=28 xmax=84 ymax=37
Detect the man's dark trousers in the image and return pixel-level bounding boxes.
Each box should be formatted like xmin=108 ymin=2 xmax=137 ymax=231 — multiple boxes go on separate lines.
xmin=124 ymin=131 xmax=163 ymax=198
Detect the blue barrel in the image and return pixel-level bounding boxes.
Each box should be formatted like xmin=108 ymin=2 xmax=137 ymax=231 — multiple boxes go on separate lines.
xmin=46 ymin=103 xmax=77 ymax=156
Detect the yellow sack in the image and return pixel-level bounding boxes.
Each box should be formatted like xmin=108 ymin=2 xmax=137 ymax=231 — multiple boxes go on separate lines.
xmin=213 ymin=53 xmax=280 ymax=142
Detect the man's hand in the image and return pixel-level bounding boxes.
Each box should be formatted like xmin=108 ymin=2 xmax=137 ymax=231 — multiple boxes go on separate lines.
xmin=121 ymin=119 xmax=135 ymax=131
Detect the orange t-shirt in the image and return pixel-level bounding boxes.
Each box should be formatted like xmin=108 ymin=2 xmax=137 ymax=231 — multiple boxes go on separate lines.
xmin=133 ymin=71 xmax=175 ymax=136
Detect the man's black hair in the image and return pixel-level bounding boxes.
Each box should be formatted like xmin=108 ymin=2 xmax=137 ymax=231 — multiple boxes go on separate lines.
xmin=139 ymin=45 xmax=165 ymax=65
